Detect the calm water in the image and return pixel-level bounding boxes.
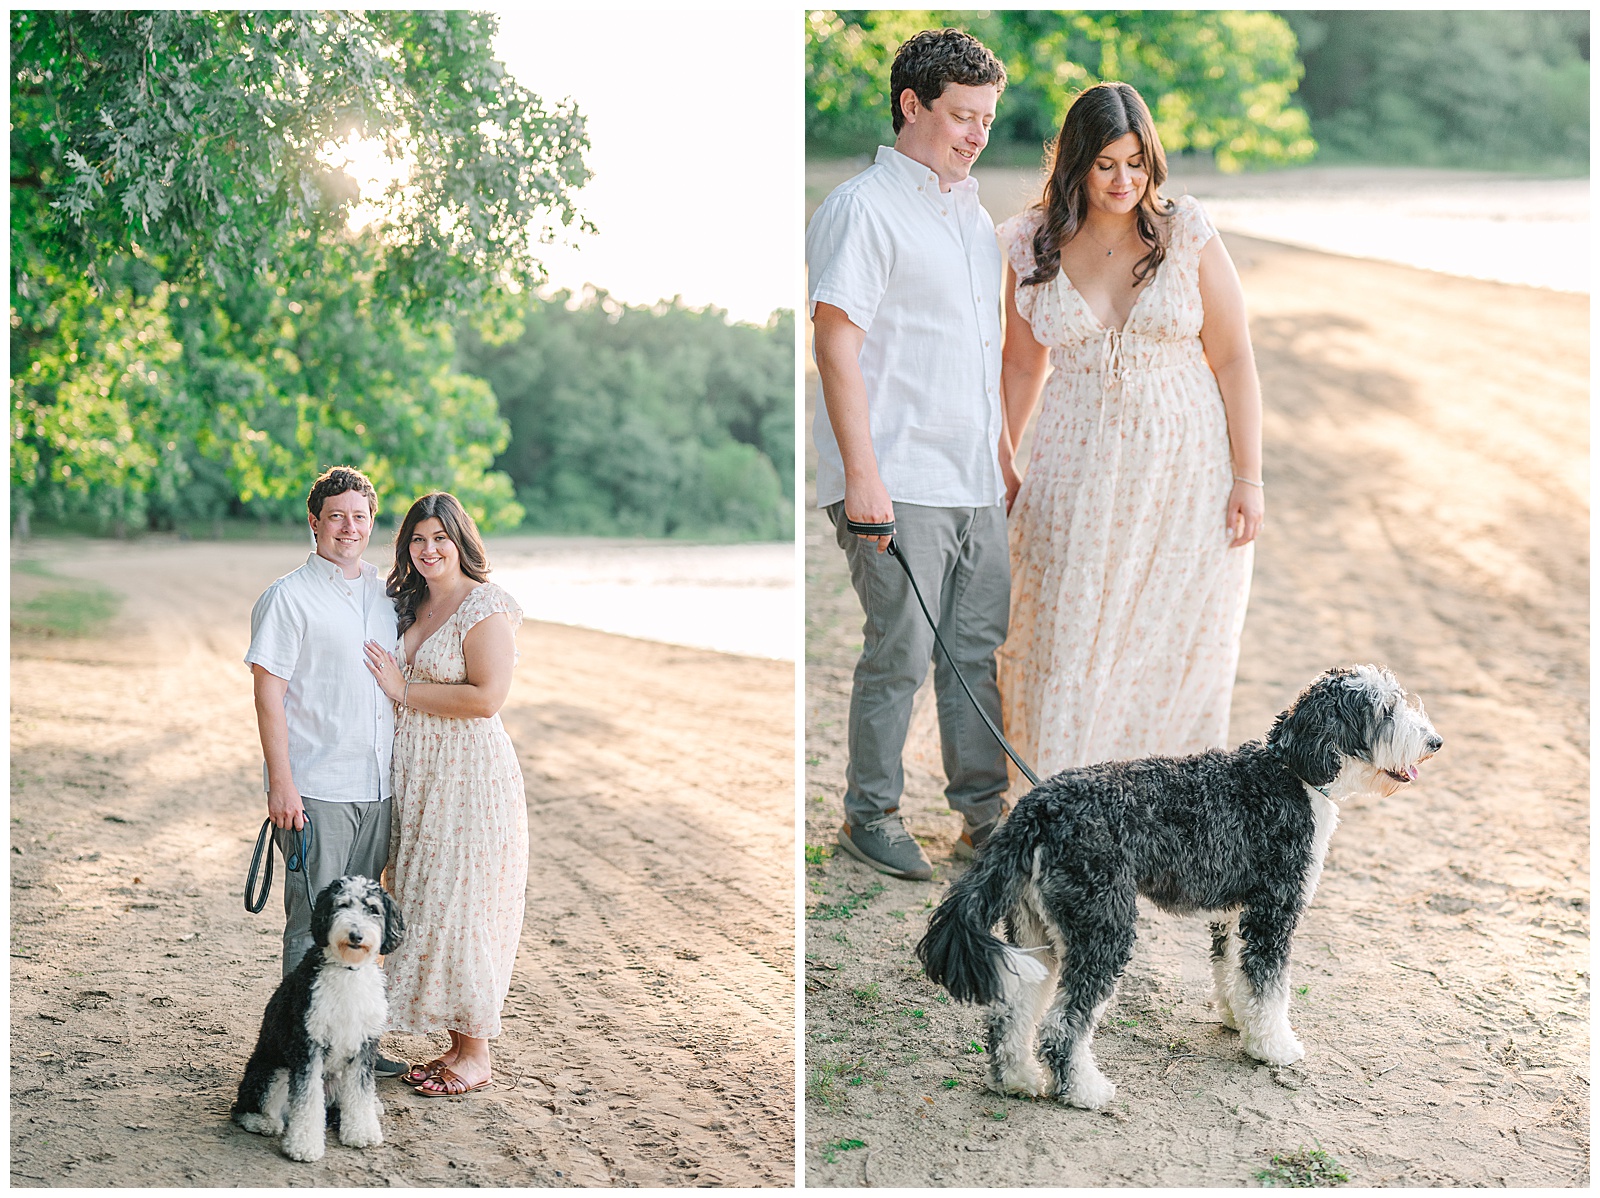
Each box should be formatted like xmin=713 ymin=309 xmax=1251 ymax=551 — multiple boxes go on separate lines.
xmin=959 ymin=164 xmax=1590 ymax=294
xmin=487 ymin=539 xmax=796 ymax=661
xmin=1188 ymin=176 xmax=1589 ymax=293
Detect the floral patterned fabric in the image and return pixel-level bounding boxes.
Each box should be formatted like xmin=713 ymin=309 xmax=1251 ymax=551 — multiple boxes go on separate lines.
xmin=385 ymin=582 xmax=528 ymax=1040
xmin=996 ymin=195 xmax=1253 ymax=783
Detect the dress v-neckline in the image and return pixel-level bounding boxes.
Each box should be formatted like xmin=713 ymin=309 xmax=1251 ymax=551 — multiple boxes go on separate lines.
xmin=1057 ymin=263 xmax=1158 ymax=336
xmin=401 ymin=584 xmax=484 ymax=665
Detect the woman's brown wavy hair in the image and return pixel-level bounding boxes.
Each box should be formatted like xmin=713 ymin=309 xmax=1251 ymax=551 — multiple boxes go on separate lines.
xmin=386 ymin=492 xmax=491 ymax=635
xmin=1022 ymin=81 xmax=1176 ymax=290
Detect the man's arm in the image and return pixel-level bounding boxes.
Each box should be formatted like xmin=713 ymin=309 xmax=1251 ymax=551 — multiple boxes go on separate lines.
xmin=252 ymin=665 xmax=305 ymax=831
xmin=813 ymin=301 xmax=894 ymax=553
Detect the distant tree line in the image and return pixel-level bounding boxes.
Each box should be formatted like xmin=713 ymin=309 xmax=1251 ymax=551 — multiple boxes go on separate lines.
xmin=1281 ymin=10 xmax=1588 ymax=170
xmin=459 ymin=294 xmax=795 ymax=542
xmin=12 ymin=10 xmax=797 ymax=544
xmin=807 ymin=9 xmax=1589 ymax=173
xmin=12 ymin=10 xmax=588 ymax=537
xmin=807 ymin=10 xmax=1315 ymax=170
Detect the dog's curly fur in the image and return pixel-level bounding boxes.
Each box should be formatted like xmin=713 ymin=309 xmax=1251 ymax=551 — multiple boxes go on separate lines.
xmin=232 ymin=875 xmax=404 ymax=1161
xmin=917 ymin=665 xmax=1441 ymax=1109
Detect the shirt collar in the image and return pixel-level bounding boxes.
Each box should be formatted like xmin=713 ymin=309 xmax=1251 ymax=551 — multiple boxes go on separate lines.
xmin=875 ymin=145 xmax=981 ymax=198
xmin=306 ymin=551 xmax=377 ymax=583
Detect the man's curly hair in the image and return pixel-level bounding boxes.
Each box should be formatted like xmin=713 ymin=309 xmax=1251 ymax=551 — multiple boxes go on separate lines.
xmin=889 ymin=28 xmax=1007 ymax=134
xmin=306 ymin=465 xmax=377 ymax=519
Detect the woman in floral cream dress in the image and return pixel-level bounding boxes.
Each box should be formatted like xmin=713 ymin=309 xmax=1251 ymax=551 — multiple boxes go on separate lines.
xmin=996 ymin=81 xmax=1264 ymax=782
xmin=364 ymin=491 xmax=528 ymax=1096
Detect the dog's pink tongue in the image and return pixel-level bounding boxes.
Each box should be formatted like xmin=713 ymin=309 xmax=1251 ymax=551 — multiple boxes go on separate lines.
xmin=1406 ymin=765 xmax=1419 ymax=781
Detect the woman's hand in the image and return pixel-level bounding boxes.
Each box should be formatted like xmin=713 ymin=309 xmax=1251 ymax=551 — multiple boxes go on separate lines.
xmin=1226 ymin=480 xmax=1265 ymax=548
xmin=1001 ymin=453 xmax=1024 ymax=515
xmin=363 ymin=640 xmax=407 ymax=702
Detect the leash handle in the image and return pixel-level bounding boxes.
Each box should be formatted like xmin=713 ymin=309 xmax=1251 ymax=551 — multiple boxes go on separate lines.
xmin=243 ymin=814 xmax=315 ymax=914
xmin=885 ymin=537 xmax=1043 ymax=789
xmin=244 ymin=818 xmax=275 ymax=913
xmin=845 ymin=518 xmax=896 ymax=537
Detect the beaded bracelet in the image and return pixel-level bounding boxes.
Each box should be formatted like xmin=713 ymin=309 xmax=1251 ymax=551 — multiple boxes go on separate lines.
xmin=1233 ymin=475 xmax=1265 ymax=488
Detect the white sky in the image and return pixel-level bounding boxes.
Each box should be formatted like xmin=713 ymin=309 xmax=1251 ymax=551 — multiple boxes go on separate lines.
xmin=490 ymin=9 xmax=800 ymax=324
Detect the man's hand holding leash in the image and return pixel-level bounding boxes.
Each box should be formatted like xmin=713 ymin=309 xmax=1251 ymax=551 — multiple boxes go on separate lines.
xmin=814 ymin=302 xmax=895 ymax=554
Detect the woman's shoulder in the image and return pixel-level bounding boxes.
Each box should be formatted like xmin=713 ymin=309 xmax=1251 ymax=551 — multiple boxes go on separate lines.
xmin=995 ymin=205 xmax=1045 ymax=247
xmin=1162 ymin=193 xmax=1216 ymax=248
xmin=459 ymin=581 xmax=523 ymax=628
xmin=995 ymin=206 xmax=1046 ymax=275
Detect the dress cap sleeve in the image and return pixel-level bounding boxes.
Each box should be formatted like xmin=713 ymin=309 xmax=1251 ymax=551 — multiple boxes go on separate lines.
xmin=1173 ymin=194 xmax=1217 ymax=256
xmin=996 ymin=208 xmax=1047 ymax=327
xmin=996 ymin=208 xmax=1045 ymax=282
xmin=460 ymin=582 xmax=523 ymax=634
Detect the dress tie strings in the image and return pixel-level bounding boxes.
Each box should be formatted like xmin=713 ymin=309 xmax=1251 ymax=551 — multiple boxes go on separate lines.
xmin=1094 ymin=326 xmax=1128 ymax=446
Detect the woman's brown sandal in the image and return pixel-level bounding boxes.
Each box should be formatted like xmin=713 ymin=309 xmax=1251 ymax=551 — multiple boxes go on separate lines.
xmin=401 ymin=1057 xmax=450 ymax=1086
xmin=414 ymin=1067 xmax=492 ymax=1097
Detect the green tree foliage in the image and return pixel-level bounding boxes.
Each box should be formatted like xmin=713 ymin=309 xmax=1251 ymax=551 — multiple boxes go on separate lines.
xmin=12 ymin=10 xmax=590 ymax=534
xmin=1282 ymin=10 xmax=1589 ymax=170
xmin=458 ymin=293 xmax=795 ymax=542
xmin=806 ymin=10 xmax=1316 ymax=171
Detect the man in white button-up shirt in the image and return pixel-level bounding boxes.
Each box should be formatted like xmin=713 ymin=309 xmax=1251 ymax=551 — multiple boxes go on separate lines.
xmin=808 ymin=29 xmax=1012 ymax=881
xmin=245 ymin=467 xmax=399 ymax=994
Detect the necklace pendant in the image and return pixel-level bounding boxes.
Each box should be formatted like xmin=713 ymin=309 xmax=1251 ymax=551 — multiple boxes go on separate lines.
xmin=1106 ymin=248 xmax=1114 ymax=256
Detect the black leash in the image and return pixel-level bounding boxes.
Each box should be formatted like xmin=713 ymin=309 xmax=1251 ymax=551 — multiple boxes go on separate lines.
xmin=847 ymin=518 xmax=1041 ymax=788
xmin=244 ymin=815 xmax=315 ymax=914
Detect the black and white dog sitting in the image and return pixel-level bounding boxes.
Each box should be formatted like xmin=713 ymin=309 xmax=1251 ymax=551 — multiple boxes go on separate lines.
xmin=917 ymin=665 xmax=1440 ymax=1110
xmin=232 ymin=875 xmax=404 ymax=1161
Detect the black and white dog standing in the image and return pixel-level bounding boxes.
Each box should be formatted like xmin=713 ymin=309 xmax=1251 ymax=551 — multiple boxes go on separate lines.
xmin=917 ymin=665 xmax=1441 ymax=1110
xmin=233 ymin=875 xmax=404 ymax=1161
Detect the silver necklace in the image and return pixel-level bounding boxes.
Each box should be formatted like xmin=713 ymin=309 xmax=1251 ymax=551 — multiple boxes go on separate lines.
xmin=1082 ymin=222 xmax=1137 ymax=257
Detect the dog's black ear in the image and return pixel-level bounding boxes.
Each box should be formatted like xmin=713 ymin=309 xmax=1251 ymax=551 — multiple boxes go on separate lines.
xmin=309 ymin=877 xmax=340 ymax=948
xmin=1268 ymin=670 xmax=1352 ymax=787
xmin=379 ymin=887 xmax=405 ymax=955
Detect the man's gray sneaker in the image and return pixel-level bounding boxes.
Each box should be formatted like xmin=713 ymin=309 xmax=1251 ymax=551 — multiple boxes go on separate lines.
xmin=951 ymin=810 xmax=1006 ymax=860
xmin=373 ymin=1053 xmax=410 ymax=1080
xmin=838 ymin=813 xmax=933 ymax=881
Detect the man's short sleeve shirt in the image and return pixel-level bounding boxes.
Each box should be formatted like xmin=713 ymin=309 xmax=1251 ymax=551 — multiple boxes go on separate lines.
xmin=807 ymin=145 xmax=1005 ymax=509
xmin=244 ymin=553 xmax=399 ymax=802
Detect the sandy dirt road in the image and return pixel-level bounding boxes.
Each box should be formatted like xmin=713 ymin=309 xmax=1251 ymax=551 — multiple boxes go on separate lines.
xmin=803 ymin=190 xmax=1588 ymax=1185
xmin=10 ymin=536 xmax=795 ymax=1187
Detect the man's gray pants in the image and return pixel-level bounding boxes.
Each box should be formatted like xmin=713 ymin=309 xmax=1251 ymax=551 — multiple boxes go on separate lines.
xmin=274 ymin=795 xmax=391 ymax=977
xmin=828 ymin=501 xmax=1010 ymax=829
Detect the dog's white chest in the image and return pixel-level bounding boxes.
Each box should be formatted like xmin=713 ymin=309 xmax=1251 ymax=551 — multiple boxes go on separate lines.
xmin=1299 ymin=791 xmax=1340 ymax=906
xmin=307 ymin=965 xmax=387 ymax=1059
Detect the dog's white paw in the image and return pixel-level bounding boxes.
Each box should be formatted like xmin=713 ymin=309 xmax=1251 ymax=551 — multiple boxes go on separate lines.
xmin=339 ymin=1123 xmax=383 ymax=1150
xmin=233 ymin=1111 xmax=284 ymax=1137
xmin=1244 ymin=1027 xmax=1305 ymax=1067
xmin=992 ymin=1058 xmax=1047 ymax=1097
xmin=1209 ymin=991 xmax=1235 ymax=1030
xmin=1062 ymin=1066 xmax=1117 ymax=1110
xmin=281 ymin=1131 xmax=326 ymax=1163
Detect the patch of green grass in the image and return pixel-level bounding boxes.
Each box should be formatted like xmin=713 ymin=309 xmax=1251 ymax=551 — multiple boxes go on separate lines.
xmin=934 ymin=992 xmax=950 ymax=1004
xmin=805 ymin=843 xmax=832 ymax=865
xmin=887 ymin=909 xmax=906 ymax=921
xmin=807 ymin=881 xmax=886 ymax=921
xmin=1115 ymin=1017 xmax=1139 ymax=1028
xmin=1296 ymin=985 xmax=1310 ymax=997
xmin=963 ymin=1040 xmax=985 ymax=1055
xmin=1256 ymin=1146 xmax=1350 ymax=1187
xmin=909 ymin=1008 xmax=925 ymax=1019
xmin=821 ymin=1137 xmax=866 ymax=1164
xmin=983 ymin=1108 xmax=1008 ymax=1120
xmin=852 ymin=982 xmax=882 ymax=1006
xmin=11 ymin=561 xmax=121 ymax=638
xmin=807 ymin=1058 xmax=864 ymax=1112
xmin=940 ymin=1077 xmax=960 ymax=1089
